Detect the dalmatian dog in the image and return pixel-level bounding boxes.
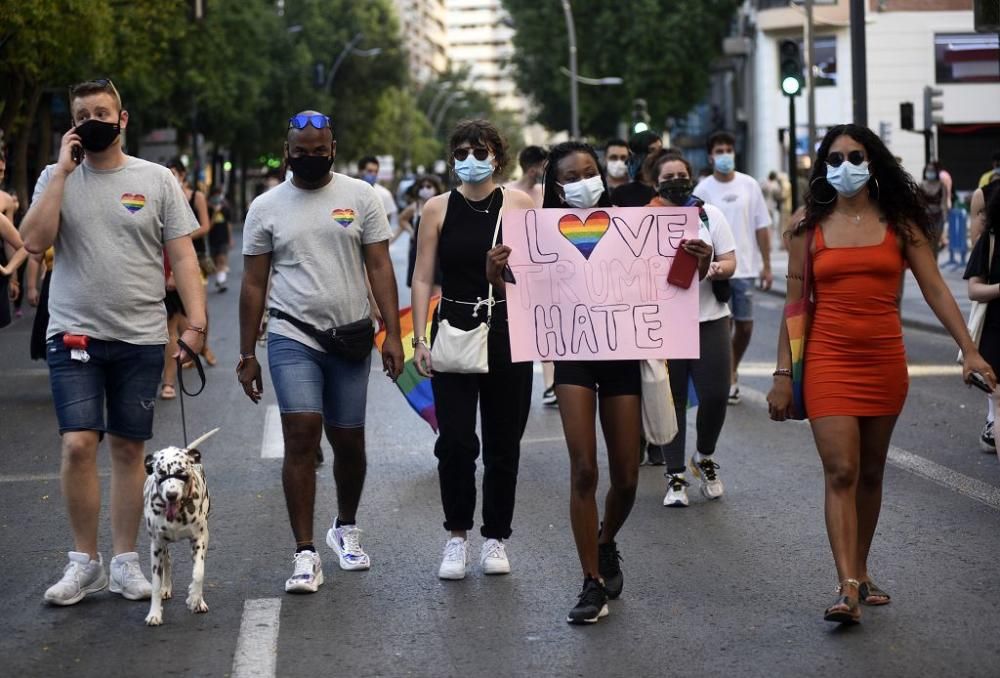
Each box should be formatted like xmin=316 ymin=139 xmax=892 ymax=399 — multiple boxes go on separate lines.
xmin=143 ymin=428 xmax=217 ymax=626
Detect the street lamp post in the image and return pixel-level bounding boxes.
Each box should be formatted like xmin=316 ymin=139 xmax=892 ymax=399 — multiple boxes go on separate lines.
xmin=433 ymin=91 xmax=467 ymax=135
xmin=560 ymin=0 xmax=580 ymax=139
xmin=324 ymin=32 xmax=383 ymax=92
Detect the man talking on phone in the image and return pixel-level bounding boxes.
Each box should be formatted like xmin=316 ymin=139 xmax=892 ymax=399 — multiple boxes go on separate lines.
xmin=20 ymin=78 xmax=206 ymax=606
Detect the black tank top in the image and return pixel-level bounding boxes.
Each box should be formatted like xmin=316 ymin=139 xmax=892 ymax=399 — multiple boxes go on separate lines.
xmin=437 ymin=187 xmax=506 ymax=329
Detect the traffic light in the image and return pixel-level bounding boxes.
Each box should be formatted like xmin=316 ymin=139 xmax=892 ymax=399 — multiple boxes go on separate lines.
xmin=779 ymin=39 xmax=804 ymax=96
xmin=900 ymin=102 xmax=914 ymax=131
xmin=923 ymin=86 xmax=943 ymax=130
xmin=631 ymin=98 xmax=650 ymax=134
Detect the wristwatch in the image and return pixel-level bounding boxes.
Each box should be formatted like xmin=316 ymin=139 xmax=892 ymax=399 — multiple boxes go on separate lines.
xmin=411 ymin=336 xmax=428 ymax=348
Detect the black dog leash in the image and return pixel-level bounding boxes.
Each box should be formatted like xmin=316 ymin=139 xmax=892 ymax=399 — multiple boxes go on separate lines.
xmin=176 ymin=338 xmax=206 ymax=448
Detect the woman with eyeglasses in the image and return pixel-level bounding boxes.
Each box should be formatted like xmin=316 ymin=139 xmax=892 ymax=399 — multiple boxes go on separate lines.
xmin=411 ymin=120 xmax=536 ymax=582
xmin=767 ymin=124 xmax=995 ymax=624
xmin=399 ymin=174 xmax=443 ymax=290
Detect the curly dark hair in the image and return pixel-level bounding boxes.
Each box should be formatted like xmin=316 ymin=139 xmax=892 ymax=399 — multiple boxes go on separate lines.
xmin=987 ymin=184 xmax=1000 ymax=237
xmin=541 ymin=141 xmax=612 ymax=209
xmin=448 ymin=118 xmax=509 ymax=177
xmin=799 ymin=124 xmax=931 ymax=242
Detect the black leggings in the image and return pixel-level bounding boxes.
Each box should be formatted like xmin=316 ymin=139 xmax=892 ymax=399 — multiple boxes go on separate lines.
xmin=660 ymin=316 xmax=732 ymax=474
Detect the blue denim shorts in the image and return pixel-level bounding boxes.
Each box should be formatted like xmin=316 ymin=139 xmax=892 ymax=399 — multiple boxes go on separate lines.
xmin=267 ymin=333 xmax=371 ymax=428
xmin=728 ymin=276 xmax=755 ymax=322
xmin=46 ymin=335 xmax=165 ymax=440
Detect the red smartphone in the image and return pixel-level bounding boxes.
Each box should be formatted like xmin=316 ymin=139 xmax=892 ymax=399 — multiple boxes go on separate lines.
xmin=667 ymin=246 xmax=699 ymax=289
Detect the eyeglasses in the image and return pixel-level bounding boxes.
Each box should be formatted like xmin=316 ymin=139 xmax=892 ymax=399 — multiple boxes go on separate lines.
xmin=69 ymin=78 xmax=119 ymax=98
xmin=453 ymin=147 xmax=490 ymax=162
xmin=826 ymin=150 xmax=866 ymax=168
xmin=288 ymin=114 xmax=332 ymax=130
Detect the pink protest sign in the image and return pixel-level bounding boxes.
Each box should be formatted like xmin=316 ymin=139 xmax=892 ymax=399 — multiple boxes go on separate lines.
xmin=502 ymin=206 xmax=701 ymax=362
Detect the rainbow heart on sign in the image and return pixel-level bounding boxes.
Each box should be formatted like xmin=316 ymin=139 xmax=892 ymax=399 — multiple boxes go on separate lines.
xmin=332 ymin=208 xmax=356 ymax=227
xmin=121 ymin=193 xmax=146 ymax=214
xmin=558 ymin=210 xmax=610 ymax=260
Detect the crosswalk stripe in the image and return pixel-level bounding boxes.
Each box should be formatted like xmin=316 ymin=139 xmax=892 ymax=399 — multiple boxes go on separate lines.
xmin=231 ymin=598 xmax=281 ymax=678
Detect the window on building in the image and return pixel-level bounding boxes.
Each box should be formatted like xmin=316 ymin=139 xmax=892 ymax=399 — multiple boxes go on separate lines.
xmin=935 ymin=33 xmax=1000 ymax=83
xmin=795 ymin=35 xmax=837 ymax=87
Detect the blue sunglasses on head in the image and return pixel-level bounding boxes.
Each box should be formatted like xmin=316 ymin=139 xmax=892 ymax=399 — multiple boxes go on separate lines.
xmin=288 ymin=114 xmax=332 ymax=130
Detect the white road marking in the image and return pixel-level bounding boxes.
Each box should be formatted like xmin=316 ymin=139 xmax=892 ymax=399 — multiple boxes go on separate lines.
xmin=739 ymin=386 xmax=1000 ymax=511
xmin=259 ymin=404 xmax=335 ymax=459
xmin=231 ymin=598 xmax=281 ymax=678
xmin=0 ymin=471 xmax=108 ymax=483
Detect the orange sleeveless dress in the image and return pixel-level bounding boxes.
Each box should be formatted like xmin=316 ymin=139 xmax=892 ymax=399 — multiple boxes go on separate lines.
xmin=803 ymin=225 xmax=908 ymax=418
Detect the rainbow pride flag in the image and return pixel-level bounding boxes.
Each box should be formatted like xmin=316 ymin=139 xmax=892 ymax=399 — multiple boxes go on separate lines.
xmin=376 ymin=297 xmax=439 ymax=432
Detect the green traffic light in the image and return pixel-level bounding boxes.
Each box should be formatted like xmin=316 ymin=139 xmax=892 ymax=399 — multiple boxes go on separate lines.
xmin=782 ymin=76 xmax=801 ymax=96
xmin=633 ymin=122 xmax=649 ymax=133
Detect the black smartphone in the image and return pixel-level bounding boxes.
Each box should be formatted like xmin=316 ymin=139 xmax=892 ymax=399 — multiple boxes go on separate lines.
xmin=71 ymin=144 xmax=83 ymax=165
xmin=969 ymin=372 xmax=994 ymax=394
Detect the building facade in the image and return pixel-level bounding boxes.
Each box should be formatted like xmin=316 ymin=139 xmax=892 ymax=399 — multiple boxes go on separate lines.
xmin=444 ymin=0 xmax=522 ymax=112
xmin=394 ymin=0 xmax=450 ymax=84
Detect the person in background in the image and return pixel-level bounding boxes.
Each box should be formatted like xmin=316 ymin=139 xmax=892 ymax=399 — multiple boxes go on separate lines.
xmin=397 ymin=174 xmax=443 ymax=291
xmin=603 ymin=138 xmax=629 ymax=192
xmin=610 ymin=130 xmax=661 ymax=207
xmin=977 ymin=150 xmax=1000 ymax=189
xmin=969 ymin=170 xmax=1000 ymax=246
xmin=510 ymin=145 xmax=547 ymax=207
xmin=761 ymin=170 xmax=784 ymax=249
xmin=358 ymin=156 xmax=399 ymax=232
xmin=207 ymin=186 xmax=232 ymax=293
xmin=0 ymin=210 xmax=28 ymax=329
xmin=26 ymin=248 xmax=55 ymax=360
xmin=920 ymin=161 xmax=948 ymax=256
xmin=695 ymin=130 xmax=772 ymax=406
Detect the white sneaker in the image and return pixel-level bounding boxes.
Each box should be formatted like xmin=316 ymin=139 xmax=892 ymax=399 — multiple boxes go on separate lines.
xmin=438 ymin=537 xmax=468 ymax=580
xmin=690 ymin=453 xmax=725 ymax=499
xmin=728 ymin=383 xmax=741 ymax=405
xmin=44 ymin=551 xmax=107 ymax=606
xmin=662 ymin=473 xmax=690 ymax=507
xmin=285 ymin=550 xmax=324 ymax=593
xmin=109 ymin=551 xmax=152 ymax=600
xmin=480 ymin=539 xmax=511 ymax=575
xmin=326 ymin=525 xmax=371 ymax=571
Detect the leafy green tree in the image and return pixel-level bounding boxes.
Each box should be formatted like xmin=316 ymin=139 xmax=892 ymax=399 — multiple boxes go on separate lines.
xmin=502 ymin=0 xmax=740 ymax=139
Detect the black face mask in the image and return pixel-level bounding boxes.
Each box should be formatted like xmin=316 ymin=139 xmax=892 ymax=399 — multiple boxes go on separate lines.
xmin=75 ymin=118 xmax=121 ymax=152
xmin=657 ymin=178 xmax=693 ymax=205
xmin=288 ymin=155 xmax=333 ymax=183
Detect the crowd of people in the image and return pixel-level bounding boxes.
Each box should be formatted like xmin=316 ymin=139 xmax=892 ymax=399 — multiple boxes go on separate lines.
xmin=1 ymin=77 xmax=999 ymax=628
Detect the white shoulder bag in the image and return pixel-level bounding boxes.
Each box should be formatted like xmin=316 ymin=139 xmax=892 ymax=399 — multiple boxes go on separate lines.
xmin=431 ymin=189 xmax=504 ymax=374
xmin=958 ymin=232 xmax=994 ymax=364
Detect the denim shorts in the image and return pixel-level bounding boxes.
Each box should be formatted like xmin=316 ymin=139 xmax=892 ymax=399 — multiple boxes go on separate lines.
xmin=728 ymin=277 xmax=755 ymax=322
xmin=46 ymin=334 xmax=165 ymax=440
xmin=267 ymin=333 xmax=371 ymax=428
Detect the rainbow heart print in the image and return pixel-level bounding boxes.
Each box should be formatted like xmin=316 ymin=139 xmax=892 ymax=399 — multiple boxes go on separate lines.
xmin=332 ymin=208 xmax=356 ymax=228
xmin=558 ymin=210 xmax=610 ymax=260
xmin=120 ymin=193 xmax=146 ymax=214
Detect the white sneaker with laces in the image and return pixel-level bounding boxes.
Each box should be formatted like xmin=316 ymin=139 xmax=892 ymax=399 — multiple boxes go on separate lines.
xmin=44 ymin=551 xmax=107 ymax=606
xmin=326 ymin=525 xmax=371 ymax=571
xmin=663 ymin=474 xmax=690 ymax=507
xmin=690 ymin=453 xmax=725 ymax=499
xmin=285 ymin=550 xmax=324 ymax=593
xmin=728 ymin=383 xmax=741 ymax=405
xmin=109 ymin=551 xmax=152 ymax=600
xmin=438 ymin=537 xmax=468 ymax=580
xmin=480 ymin=538 xmax=511 ymax=575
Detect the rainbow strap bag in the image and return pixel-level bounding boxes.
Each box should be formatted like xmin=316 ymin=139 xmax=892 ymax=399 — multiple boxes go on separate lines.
xmin=784 ymin=229 xmax=814 ymax=420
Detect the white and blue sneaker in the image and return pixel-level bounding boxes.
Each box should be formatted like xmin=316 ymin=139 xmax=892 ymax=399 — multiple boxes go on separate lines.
xmin=285 ymin=550 xmax=324 ymax=593
xmin=44 ymin=551 xmax=107 ymax=606
xmin=326 ymin=525 xmax=371 ymax=571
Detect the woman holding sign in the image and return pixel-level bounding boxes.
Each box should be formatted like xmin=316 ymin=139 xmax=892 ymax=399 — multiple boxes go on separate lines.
xmin=767 ymin=124 xmax=994 ymax=624
xmin=412 ymin=120 xmax=536 ymax=583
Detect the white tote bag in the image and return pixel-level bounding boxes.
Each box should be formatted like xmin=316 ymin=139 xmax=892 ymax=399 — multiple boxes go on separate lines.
xmin=958 ymin=233 xmax=994 ymax=364
xmin=640 ymin=359 xmax=678 ymax=446
xmin=431 ymin=189 xmax=504 ymax=374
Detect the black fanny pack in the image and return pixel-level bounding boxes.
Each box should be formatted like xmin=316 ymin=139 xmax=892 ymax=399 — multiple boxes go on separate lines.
xmin=711 ymin=279 xmax=732 ymax=303
xmin=268 ymin=309 xmax=374 ymax=361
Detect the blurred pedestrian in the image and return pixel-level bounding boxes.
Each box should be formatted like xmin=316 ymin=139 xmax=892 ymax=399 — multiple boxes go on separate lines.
xmin=761 ymin=170 xmax=784 ymax=247
xmin=510 ymin=145 xmax=547 ymax=207
xmin=20 ymin=78 xmax=206 ymax=606
xmin=603 ymin=138 xmax=629 ymax=191
xmin=920 ymin=161 xmax=948 ymax=255
xmin=964 ymin=188 xmax=1000 ymax=454
xmin=238 ymin=111 xmax=403 ymax=594
xmin=398 ymin=173 xmax=443 ymax=289
xmin=0 ymin=210 xmax=28 ymax=329
xmin=358 ymin=155 xmax=399 ymax=232
xmin=411 ymin=119 xmax=535 ymax=582
xmin=969 ymin=169 xmax=1000 ymax=245
xmin=645 ymin=150 xmax=736 ymax=507
xmin=977 ymin=150 xmax=1000 ymax=188
xmin=767 ymin=124 xmax=994 ymax=624
xmin=207 ymin=186 xmax=232 ymax=292
xmin=695 ymin=131 xmax=772 ymax=406
xmin=610 ymin=130 xmax=660 ymax=207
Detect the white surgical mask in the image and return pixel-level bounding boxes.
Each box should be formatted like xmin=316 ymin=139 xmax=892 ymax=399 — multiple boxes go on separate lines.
xmin=418 ymin=186 xmax=436 ymax=200
xmin=560 ymin=175 xmax=605 ymax=209
xmin=713 ymin=152 xmax=735 ymax=175
xmin=826 ymin=161 xmax=870 ymax=197
xmin=606 ymin=159 xmax=627 ymax=179
xmin=454 ymin=154 xmax=494 ymax=184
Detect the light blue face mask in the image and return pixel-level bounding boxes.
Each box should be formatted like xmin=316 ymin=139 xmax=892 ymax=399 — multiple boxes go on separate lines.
xmin=454 ymin=155 xmax=494 ymax=184
xmin=713 ymin=152 xmax=735 ymax=175
xmin=826 ymin=161 xmax=870 ymax=197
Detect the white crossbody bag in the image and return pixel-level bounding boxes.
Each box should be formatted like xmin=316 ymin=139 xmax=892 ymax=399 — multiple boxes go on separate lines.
xmin=431 ymin=189 xmax=504 ymax=374
xmin=958 ymin=232 xmax=994 ymax=364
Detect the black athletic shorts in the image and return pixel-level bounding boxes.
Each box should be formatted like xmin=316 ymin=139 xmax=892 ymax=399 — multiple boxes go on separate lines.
xmin=554 ymin=360 xmax=641 ymax=398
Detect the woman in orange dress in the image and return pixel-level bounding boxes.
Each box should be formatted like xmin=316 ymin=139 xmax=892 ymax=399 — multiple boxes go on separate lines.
xmin=767 ymin=125 xmax=995 ymax=624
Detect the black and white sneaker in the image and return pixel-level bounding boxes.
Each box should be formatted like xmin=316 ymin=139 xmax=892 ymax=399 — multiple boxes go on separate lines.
xmin=980 ymin=421 xmax=996 ymax=453
xmin=566 ymin=576 xmax=609 ymax=624
xmin=598 ymin=542 xmax=623 ymax=599
xmin=542 ymin=387 xmax=558 ymax=407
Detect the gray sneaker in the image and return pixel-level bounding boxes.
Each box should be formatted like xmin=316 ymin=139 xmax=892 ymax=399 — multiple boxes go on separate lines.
xmin=109 ymin=552 xmax=152 ymax=600
xmin=44 ymin=551 xmax=107 ymax=606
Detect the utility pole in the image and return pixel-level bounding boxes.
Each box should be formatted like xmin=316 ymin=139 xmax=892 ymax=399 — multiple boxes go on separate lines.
xmin=561 ymin=0 xmax=580 ymax=139
xmin=805 ymin=0 xmax=817 ymax=161
xmin=850 ymin=0 xmax=867 ymax=126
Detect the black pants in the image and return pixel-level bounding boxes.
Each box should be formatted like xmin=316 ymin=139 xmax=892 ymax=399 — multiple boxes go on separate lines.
xmin=430 ymin=323 xmax=533 ymax=539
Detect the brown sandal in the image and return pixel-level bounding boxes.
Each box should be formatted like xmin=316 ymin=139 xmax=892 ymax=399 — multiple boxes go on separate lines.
xmin=824 ymin=578 xmax=861 ymax=624
xmin=859 ymin=580 xmax=891 ymax=606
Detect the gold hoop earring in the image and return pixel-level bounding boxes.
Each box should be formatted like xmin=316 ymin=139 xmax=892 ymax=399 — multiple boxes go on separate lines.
xmin=810 ymin=176 xmax=836 ymax=205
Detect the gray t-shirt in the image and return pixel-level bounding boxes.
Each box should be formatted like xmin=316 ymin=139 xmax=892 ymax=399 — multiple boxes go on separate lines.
xmin=33 ymin=157 xmax=198 ymax=344
xmin=242 ymin=173 xmax=391 ymax=352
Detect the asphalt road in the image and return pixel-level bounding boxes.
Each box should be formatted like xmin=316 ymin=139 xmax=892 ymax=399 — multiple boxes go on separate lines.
xmin=1 ymin=235 xmax=998 ymax=678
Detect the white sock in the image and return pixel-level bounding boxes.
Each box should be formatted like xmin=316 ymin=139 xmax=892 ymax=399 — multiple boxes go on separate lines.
xmin=217 ymin=271 xmax=227 ymax=285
